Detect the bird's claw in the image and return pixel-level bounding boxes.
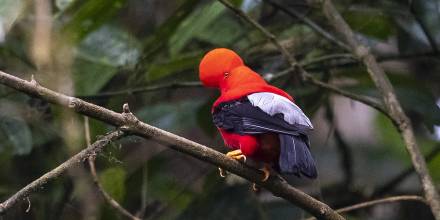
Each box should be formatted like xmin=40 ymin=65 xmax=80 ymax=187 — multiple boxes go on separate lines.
xmin=218 ymin=167 xmax=227 ymax=178
xmin=218 ymin=149 xmax=247 ymax=178
xmin=259 ymin=166 xmax=270 ymax=182
xmin=252 ymin=164 xmax=271 ymax=191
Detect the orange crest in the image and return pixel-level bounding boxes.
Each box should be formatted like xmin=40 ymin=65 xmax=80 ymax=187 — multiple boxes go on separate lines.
xmin=199 ymin=48 xmax=244 ymax=87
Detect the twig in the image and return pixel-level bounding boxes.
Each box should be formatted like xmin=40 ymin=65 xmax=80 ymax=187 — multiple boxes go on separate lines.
xmin=372 ymin=145 xmax=440 ymax=198
xmin=88 ymin=158 xmax=140 ymax=220
xmin=84 ymin=117 xmax=140 ymax=220
xmin=305 ymin=195 xmax=428 ymax=220
xmin=0 ymin=130 xmax=125 ymax=214
xmin=321 ymin=0 xmax=440 ymax=219
xmin=263 ymin=0 xmax=350 ymax=51
xmin=409 ymin=2 xmax=439 ymax=53
xmin=0 ymin=71 xmax=344 ymax=219
xmin=217 ymin=0 xmax=387 ymax=116
xmin=78 ymin=81 xmax=202 ymax=100
xmin=325 ymin=102 xmax=353 ymax=186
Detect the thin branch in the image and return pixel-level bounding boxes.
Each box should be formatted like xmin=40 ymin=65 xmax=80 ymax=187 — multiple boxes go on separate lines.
xmin=372 ymin=145 xmax=440 ymax=198
xmin=409 ymin=2 xmax=439 ymax=53
xmin=218 ymin=0 xmax=300 ymax=72
xmin=321 ymin=0 xmax=440 ymax=219
xmin=84 ymin=117 xmax=140 ymax=220
xmin=78 ymin=81 xmax=202 ymax=100
xmin=325 ymin=102 xmax=353 ymax=186
xmin=217 ymin=0 xmax=387 ymax=116
xmin=263 ymin=0 xmax=350 ymax=51
xmin=0 ymin=130 xmax=125 ymax=214
xmin=0 ymin=71 xmax=344 ymax=220
xmin=88 ymin=157 xmax=140 ymax=220
xmin=305 ymin=195 xmax=428 ymax=220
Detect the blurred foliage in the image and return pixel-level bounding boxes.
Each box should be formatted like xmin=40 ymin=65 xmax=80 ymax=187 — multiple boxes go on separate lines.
xmin=0 ymin=0 xmax=439 ymax=219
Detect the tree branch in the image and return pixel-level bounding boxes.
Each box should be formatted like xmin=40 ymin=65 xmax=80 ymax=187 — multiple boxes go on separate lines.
xmin=0 ymin=70 xmax=344 ymax=219
xmin=84 ymin=117 xmax=140 ymax=220
xmin=263 ymin=0 xmax=350 ymax=51
xmin=88 ymin=157 xmax=140 ymax=220
xmin=78 ymin=81 xmax=202 ymax=100
xmin=305 ymin=195 xmax=428 ymax=220
xmin=409 ymin=1 xmax=439 ymax=53
xmin=372 ymin=145 xmax=440 ymax=198
xmin=0 ymin=130 xmax=125 ymax=214
xmin=321 ymin=1 xmax=440 ymax=219
xmin=217 ymin=0 xmax=387 ymax=116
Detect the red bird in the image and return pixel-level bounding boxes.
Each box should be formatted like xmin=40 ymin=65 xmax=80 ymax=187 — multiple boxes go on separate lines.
xmin=199 ymin=48 xmax=317 ymax=183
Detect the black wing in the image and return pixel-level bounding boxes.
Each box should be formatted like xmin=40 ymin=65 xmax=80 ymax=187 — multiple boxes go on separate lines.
xmin=213 ymin=98 xmax=317 ymax=178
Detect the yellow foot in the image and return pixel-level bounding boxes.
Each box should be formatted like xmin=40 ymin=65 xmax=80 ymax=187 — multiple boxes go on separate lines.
xmin=218 ymin=149 xmax=247 ymax=178
xmin=226 ymin=149 xmax=247 ymax=162
xmin=252 ymin=164 xmax=271 ymax=191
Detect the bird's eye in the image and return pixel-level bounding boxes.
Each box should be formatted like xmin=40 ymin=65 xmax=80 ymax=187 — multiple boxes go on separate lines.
xmin=224 ymin=72 xmax=229 ymax=78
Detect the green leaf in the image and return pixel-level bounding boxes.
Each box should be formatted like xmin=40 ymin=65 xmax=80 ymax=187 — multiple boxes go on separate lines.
xmin=77 ymin=25 xmax=140 ymax=67
xmin=410 ymin=0 xmax=440 ymax=47
xmin=139 ymin=0 xmax=201 ymax=61
xmin=343 ymin=8 xmax=395 ymax=40
xmin=72 ymin=57 xmax=117 ymax=95
xmin=136 ymin=99 xmax=205 ymax=133
xmin=99 ymin=167 xmax=126 ymax=202
xmin=194 ymin=15 xmax=244 ymax=46
xmin=428 ymin=153 xmax=440 ymax=183
xmin=0 ymin=115 xmax=32 ymax=155
xmin=73 ymin=25 xmax=140 ymax=95
xmin=147 ymin=52 xmax=201 ymax=81
xmin=168 ymin=1 xmax=225 ymax=56
xmin=61 ymin=0 xmax=127 ymax=43
xmin=334 ymin=67 xmax=440 ymax=128
xmin=375 ymin=113 xmax=406 ymax=160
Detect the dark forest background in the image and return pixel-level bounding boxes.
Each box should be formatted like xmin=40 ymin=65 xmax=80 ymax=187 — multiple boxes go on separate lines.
xmin=0 ymin=0 xmax=440 ymax=219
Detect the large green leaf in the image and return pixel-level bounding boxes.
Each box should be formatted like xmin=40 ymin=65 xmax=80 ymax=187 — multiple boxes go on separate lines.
xmin=194 ymin=15 xmax=245 ymax=46
xmin=99 ymin=167 xmax=127 ymax=202
xmin=139 ymin=0 xmax=201 ymax=62
xmin=61 ymin=0 xmax=127 ymax=43
xmin=334 ymin=67 xmax=440 ymax=128
xmin=410 ymin=0 xmax=440 ymax=47
xmin=168 ymin=1 xmax=226 ymax=56
xmin=73 ymin=25 xmax=140 ymax=95
xmin=136 ymin=99 xmax=205 ymax=133
xmin=343 ymin=8 xmax=395 ymax=40
xmin=146 ymin=52 xmax=201 ymax=81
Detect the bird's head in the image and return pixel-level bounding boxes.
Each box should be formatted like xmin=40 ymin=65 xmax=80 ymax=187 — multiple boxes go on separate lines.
xmin=199 ymin=48 xmax=244 ymax=88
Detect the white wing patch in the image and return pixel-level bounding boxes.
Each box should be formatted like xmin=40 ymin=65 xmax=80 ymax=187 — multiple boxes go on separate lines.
xmin=247 ymin=92 xmax=313 ymax=129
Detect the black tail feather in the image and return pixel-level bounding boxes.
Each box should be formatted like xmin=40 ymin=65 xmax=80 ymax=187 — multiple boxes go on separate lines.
xmin=278 ymin=134 xmax=317 ymax=178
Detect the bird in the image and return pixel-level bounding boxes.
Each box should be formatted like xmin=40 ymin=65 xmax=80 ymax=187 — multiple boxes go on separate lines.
xmin=198 ymin=48 xmax=317 ymax=187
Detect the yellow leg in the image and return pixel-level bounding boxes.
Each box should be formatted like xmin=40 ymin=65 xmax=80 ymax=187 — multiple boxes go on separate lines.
xmin=252 ymin=163 xmax=271 ymax=191
xmin=218 ymin=149 xmax=247 ymax=178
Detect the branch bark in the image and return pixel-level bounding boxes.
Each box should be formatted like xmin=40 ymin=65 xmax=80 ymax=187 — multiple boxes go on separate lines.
xmin=0 ymin=130 xmax=124 ymax=214
xmin=372 ymin=145 xmax=440 ymax=198
xmin=321 ymin=1 xmax=440 ymax=219
xmin=217 ymin=0 xmax=387 ymax=115
xmin=0 ymin=70 xmax=344 ymax=219
xmin=84 ymin=117 xmax=140 ymax=220
xmin=305 ymin=195 xmax=428 ymax=220
xmin=263 ymin=0 xmax=350 ymax=51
